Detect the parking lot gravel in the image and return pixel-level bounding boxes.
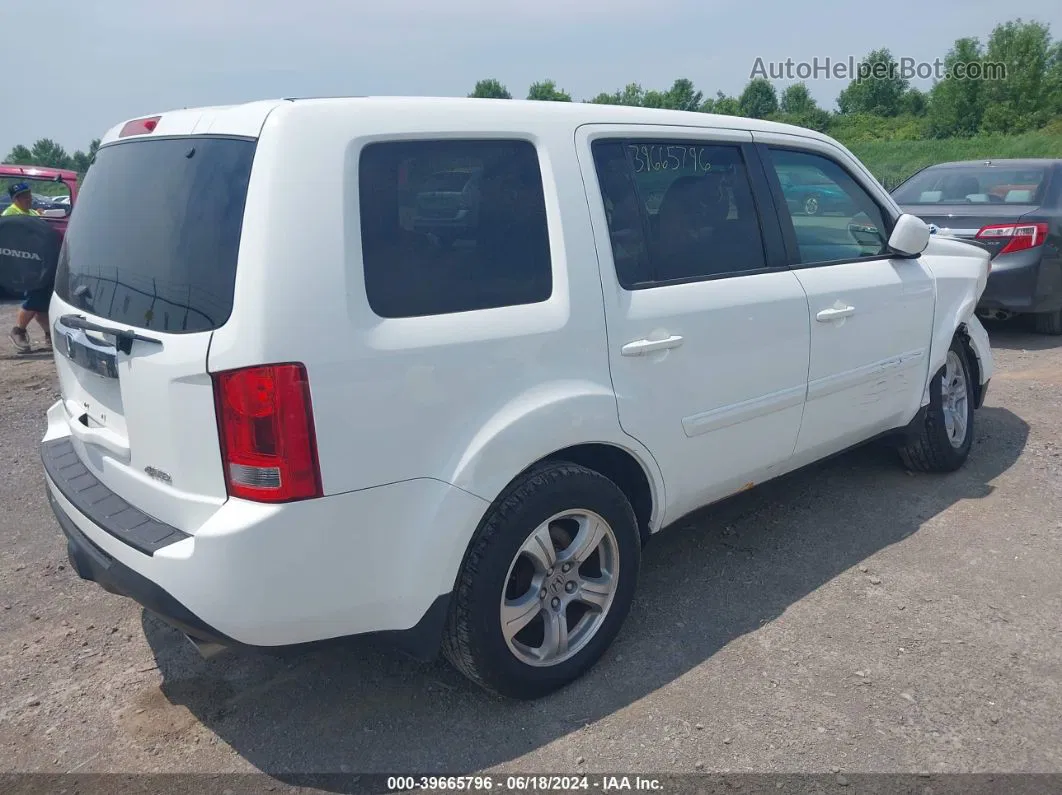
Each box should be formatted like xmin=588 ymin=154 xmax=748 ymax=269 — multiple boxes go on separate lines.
xmin=1 ymin=299 xmax=1060 ymax=789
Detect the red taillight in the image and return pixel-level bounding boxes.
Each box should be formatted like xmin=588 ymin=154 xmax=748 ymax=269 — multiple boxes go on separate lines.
xmin=976 ymin=222 xmax=1049 ymax=255
xmin=118 ymin=116 xmax=161 ymax=138
xmin=212 ymin=363 xmax=322 ymax=503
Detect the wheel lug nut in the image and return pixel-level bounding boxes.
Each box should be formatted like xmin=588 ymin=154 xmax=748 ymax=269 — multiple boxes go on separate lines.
xmin=551 ymin=597 xmax=561 ymax=609
xmin=546 ymin=568 xmax=554 ymax=576
xmin=565 ymin=581 xmax=576 ymax=593
xmin=539 ymin=589 xmax=547 ymax=599
xmin=562 ymin=563 xmax=571 ymax=573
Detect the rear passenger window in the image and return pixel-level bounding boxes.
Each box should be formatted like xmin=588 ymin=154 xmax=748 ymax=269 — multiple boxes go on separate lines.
xmin=765 ymin=148 xmax=890 ymax=265
xmin=359 ymin=139 xmax=552 ymax=318
xmin=592 ymin=139 xmax=767 ymax=287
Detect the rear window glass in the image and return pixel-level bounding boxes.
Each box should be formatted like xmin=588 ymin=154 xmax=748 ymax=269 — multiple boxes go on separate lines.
xmin=0 ymin=176 xmax=72 ymax=214
xmin=892 ymin=166 xmax=1048 ymax=205
xmin=359 ymin=139 xmax=552 ymax=318
xmin=55 ymin=136 xmax=256 ymax=333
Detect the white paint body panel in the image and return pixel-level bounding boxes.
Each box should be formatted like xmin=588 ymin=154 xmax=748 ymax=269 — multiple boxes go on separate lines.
xmin=48 ymin=293 xmax=226 ymax=533
xmin=44 ymin=400 xmax=488 ymax=644
xmin=788 ymin=258 xmax=935 ymax=462
xmin=574 ymin=124 xmax=810 ymax=525
xmin=919 ymin=236 xmax=996 ymax=394
xmin=44 ymin=97 xmax=994 ymax=646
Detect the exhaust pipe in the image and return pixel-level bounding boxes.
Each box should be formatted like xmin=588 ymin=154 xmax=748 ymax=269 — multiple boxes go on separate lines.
xmin=977 ymin=308 xmax=1013 ymax=321
xmin=184 ymin=633 xmax=230 ymax=660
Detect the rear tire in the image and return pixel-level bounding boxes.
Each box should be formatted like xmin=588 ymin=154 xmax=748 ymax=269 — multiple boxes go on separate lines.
xmin=898 ymin=338 xmax=975 ymax=473
xmin=1033 ymin=309 xmax=1062 ymax=335
xmin=442 ymin=461 xmax=640 ymax=700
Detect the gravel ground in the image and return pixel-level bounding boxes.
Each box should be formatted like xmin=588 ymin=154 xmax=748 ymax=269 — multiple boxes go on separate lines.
xmin=1 ymin=298 xmax=1060 ymax=788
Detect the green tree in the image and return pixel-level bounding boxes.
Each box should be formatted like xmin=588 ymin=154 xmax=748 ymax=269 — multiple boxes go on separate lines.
xmin=640 ymin=90 xmax=666 ymax=108
xmin=71 ymin=138 xmax=100 ymax=174
xmin=28 ymin=138 xmax=73 ymax=169
xmin=779 ymin=82 xmax=816 ymax=115
xmin=797 ymin=108 xmax=833 ymax=132
xmin=71 ymin=151 xmax=91 ymax=174
xmin=4 ymin=144 xmax=33 ymax=165
xmin=710 ymin=91 xmax=742 ymax=116
xmin=927 ymin=37 xmax=986 ymax=136
xmin=659 ymin=78 xmax=704 ymax=111
xmin=1048 ymin=39 xmax=1062 ymax=117
xmin=6 ymin=138 xmax=99 ymax=175
xmin=775 ymin=83 xmax=831 ymax=130
xmin=468 ymin=78 xmax=511 ymax=99
xmin=837 ymin=48 xmax=909 ymax=116
xmin=588 ymin=82 xmax=646 ymax=106
xmin=738 ymin=78 xmax=778 ymax=118
xmin=900 ymin=88 xmax=928 ymax=116
xmin=527 ymin=80 xmax=571 ymax=102
xmin=980 ymin=19 xmax=1054 ymax=133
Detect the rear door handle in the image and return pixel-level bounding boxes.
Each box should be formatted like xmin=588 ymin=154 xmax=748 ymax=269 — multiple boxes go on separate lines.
xmin=816 ymin=305 xmax=855 ymax=322
xmin=621 ymin=335 xmax=684 ymax=356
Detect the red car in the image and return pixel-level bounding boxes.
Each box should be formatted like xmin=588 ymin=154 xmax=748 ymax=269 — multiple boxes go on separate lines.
xmin=0 ymin=163 xmax=79 ymax=233
xmin=0 ymin=164 xmax=79 ymax=297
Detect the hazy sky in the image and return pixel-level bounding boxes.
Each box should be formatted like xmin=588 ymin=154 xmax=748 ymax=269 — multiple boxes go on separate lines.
xmin=3 ymin=0 xmax=1059 ymax=157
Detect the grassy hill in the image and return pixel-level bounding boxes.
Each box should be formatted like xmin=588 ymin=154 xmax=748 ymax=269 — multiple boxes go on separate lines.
xmin=845 ymin=129 xmax=1062 ymax=190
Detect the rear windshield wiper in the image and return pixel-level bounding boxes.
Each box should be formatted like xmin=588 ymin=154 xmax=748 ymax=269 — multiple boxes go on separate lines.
xmin=58 ymin=314 xmax=163 ymax=355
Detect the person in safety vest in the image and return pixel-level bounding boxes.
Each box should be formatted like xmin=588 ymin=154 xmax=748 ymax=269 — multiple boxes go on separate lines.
xmin=4 ymin=182 xmax=52 ymax=353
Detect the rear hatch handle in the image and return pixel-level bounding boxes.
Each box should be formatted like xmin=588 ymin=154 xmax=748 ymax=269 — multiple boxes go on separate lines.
xmin=58 ymin=314 xmax=163 ymax=355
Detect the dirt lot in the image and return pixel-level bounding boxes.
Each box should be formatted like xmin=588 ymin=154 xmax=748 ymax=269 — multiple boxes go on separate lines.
xmin=1 ymin=298 xmax=1060 ymax=787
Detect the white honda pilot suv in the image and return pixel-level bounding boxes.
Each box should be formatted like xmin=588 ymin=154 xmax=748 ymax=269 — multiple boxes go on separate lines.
xmin=41 ymin=97 xmax=994 ymax=700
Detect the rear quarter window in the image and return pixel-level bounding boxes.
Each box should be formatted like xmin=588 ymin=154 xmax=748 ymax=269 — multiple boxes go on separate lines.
xmin=358 ymin=139 xmax=552 ymax=318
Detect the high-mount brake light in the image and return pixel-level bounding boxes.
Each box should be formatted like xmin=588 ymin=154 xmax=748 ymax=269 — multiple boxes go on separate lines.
xmin=118 ymin=116 xmax=161 ymax=138
xmin=976 ymin=222 xmax=1049 ymax=255
xmin=212 ymin=363 xmax=323 ymax=503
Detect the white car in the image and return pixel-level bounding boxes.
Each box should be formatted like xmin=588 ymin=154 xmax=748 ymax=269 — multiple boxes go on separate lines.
xmin=41 ymin=98 xmax=994 ymax=700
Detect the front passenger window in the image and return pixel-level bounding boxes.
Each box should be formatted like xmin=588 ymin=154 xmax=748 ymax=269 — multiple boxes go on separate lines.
xmin=766 ymin=148 xmax=890 ymax=266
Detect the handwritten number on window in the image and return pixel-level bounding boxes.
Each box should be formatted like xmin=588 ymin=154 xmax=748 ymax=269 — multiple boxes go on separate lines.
xmin=627 ymin=144 xmax=716 ymax=174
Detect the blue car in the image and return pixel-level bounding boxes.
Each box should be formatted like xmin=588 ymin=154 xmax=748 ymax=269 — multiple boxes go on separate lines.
xmin=778 ymin=169 xmax=851 ymax=216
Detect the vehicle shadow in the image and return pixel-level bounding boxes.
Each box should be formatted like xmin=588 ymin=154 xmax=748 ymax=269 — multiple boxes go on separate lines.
xmin=144 ymin=407 xmax=1029 ymax=789
xmin=982 ymin=317 xmax=1062 ymax=351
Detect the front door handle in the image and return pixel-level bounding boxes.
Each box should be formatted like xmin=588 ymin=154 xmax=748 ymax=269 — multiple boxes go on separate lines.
xmin=621 ymin=335 xmax=684 ymax=356
xmin=816 ymin=305 xmax=855 ymax=322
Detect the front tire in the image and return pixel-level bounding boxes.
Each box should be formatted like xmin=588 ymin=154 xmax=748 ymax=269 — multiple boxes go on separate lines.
xmin=898 ymin=338 xmax=975 ymax=472
xmin=1033 ymin=309 xmax=1062 ymax=335
xmin=442 ymin=461 xmax=641 ymax=700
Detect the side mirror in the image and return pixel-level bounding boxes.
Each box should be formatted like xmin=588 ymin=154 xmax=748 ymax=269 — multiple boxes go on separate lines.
xmin=41 ymin=208 xmax=68 ymax=219
xmin=887 ymin=213 xmax=930 ymax=257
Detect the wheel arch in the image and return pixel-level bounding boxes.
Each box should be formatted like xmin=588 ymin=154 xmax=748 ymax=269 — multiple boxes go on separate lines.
xmin=534 ymin=442 xmax=659 ymax=546
xmin=955 ymin=323 xmax=985 ymax=408
xmin=444 ymin=382 xmax=666 ymax=540
xmin=922 ymin=272 xmax=994 ymax=409
xmin=923 ymin=319 xmax=989 ymax=408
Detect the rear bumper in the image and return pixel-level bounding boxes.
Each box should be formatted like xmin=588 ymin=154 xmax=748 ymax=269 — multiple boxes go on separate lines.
xmin=42 ymin=438 xmax=191 ymax=556
xmin=41 ymin=420 xmax=489 ymax=657
xmin=977 ymin=249 xmax=1062 ymax=314
xmin=50 ymin=487 xmax=232 ymax=646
